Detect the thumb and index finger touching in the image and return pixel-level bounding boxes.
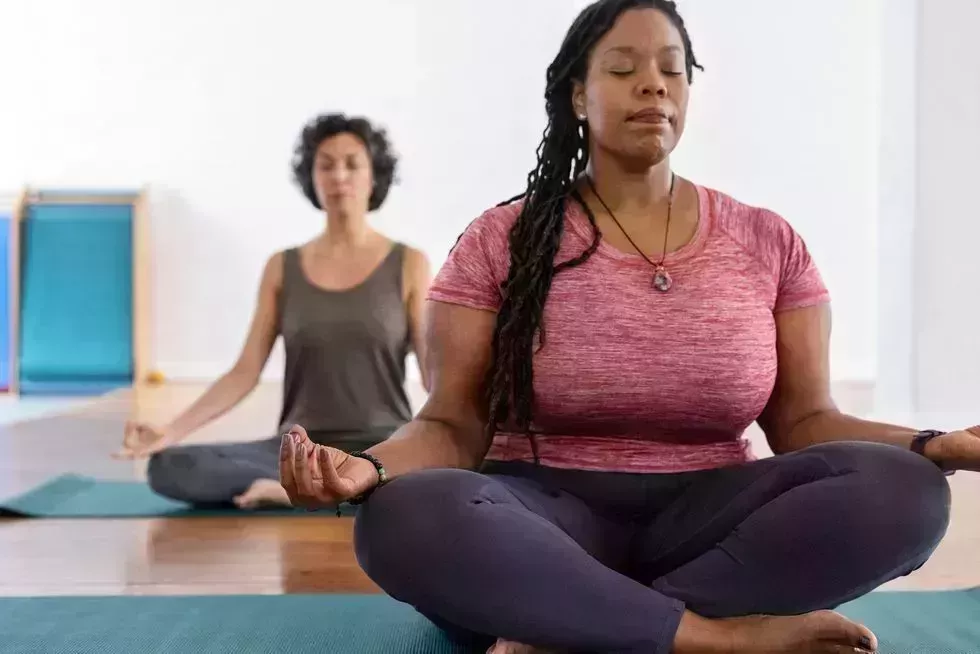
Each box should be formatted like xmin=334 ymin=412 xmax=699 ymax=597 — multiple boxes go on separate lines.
xmin=113 ymin=421 xmax=151 ymax=459
xmin=280 ymin=425 xmax=348 ymax=503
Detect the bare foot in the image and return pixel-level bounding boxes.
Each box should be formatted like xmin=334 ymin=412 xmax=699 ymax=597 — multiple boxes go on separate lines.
xmin=723 ymin=610 xmax=878 ymax=653
xmin=489 ymin=610 xmax=875 ymax=654
xmin=233 ymin=479 xmax=291 ymax=509
xmin=486 ymin=639 xmax=558 ymax=654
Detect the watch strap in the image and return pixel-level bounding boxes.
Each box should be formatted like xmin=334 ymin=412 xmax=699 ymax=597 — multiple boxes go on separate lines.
xmin=910 ymin=429 xmax=956 ymax=476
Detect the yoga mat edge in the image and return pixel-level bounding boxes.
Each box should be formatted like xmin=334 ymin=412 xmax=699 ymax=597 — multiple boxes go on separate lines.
xmin=0 ymin=473 xmax=357 ymax=518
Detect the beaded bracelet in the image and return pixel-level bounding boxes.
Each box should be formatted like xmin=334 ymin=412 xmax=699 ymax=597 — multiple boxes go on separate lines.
xmin=334 ymin=451 xmax=388 ymax=517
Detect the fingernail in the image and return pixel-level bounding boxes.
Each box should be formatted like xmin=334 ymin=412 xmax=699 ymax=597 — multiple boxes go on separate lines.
xmin=859 ymin=636 xmax=873 ymax=650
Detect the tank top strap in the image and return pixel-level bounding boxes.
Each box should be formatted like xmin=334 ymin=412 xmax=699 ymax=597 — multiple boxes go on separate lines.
xmin=356 ymin=241 xmax=405 ymax=295
xmin=279 ymin=247 xmax=303 ymax=290
xmin=384 ymin=241 xmax=405 ymax=281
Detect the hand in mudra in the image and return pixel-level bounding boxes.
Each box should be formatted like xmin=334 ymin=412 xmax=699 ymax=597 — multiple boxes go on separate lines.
xmin=279 ymin=425 xmax=373 ymax=509
xmin=113 ymin=421 xmax=176 ymax=459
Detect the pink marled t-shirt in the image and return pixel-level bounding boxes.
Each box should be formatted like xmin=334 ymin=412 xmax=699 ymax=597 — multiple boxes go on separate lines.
xmin=428 ymin=184 xmax=830 ymax=474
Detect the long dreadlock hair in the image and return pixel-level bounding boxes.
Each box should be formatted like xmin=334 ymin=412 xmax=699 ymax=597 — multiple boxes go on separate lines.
xmin=485 ymin=0 xmax=703 ymax=460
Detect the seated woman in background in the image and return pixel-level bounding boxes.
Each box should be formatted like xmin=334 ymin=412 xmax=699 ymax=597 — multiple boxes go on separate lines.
xmin=114 ymin=113 xmax=431 ymax=509
xmin=279 ymin=2 xmax=979 ymax=653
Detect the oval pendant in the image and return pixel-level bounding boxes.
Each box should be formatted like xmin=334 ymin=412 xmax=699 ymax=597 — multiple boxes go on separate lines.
xmin=653 ymin=267 xmax=672 ymax=292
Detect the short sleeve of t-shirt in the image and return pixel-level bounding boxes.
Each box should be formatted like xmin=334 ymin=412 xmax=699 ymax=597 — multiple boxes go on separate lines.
xmin=426 ymin=203 xmax=518 ymax=312
xmin=768 ymin=210 xmax=830 ymax=312
xmin=714 ymin=192 xmax=830 ymax=313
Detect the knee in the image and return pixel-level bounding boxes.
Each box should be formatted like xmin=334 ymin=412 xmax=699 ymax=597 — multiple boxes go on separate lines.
xmin=813 ymin=441 xmax=951 ymax=550
xmin=353 ymin=469 xmax=491 ymax=589
xmin=146 ymin=448 xmax=193 ymax=501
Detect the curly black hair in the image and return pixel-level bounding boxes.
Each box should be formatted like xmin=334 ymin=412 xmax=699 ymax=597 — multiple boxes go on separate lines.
xmin=485 ymin=0 xmax=702 ymax=460
xmin=290 ymin=113 xmax=398 ymax=212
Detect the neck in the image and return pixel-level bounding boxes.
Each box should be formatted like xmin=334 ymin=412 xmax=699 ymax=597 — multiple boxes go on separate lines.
xmin=585 ymin=155 xmax=673 ymax=213
xmin=321 ymin=209 xmax=372 ymax=249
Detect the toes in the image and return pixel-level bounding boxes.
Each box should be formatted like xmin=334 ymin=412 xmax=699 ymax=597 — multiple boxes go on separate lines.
xmin=813 ymin=611 xmax=877 ymax=651
xmin=485 ymin=640 xmax=553 ymax=654
xmin=841 ymin=621 xmax=877 ymax=651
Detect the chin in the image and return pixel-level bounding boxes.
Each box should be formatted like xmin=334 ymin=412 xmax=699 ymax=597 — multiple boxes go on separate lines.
xmin=326 ymin=197 xmax=363 ymax=215
xmin=617 ymin=145 xmax=670 ymax=170
xmin=611 ymin=132 xmax=673 ymax=167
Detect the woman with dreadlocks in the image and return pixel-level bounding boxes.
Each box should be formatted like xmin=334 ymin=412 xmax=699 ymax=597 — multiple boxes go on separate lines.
xmin=280 ymin=2 xmax=975 ymax=652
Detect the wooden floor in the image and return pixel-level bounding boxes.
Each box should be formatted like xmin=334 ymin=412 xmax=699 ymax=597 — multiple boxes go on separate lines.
xmin=0 ymin=383 xmax=379 ymax=597
xmin=0 ymin=382 xmax=978 ymax=598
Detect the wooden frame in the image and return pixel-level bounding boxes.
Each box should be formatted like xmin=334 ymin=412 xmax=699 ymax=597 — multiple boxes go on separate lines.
xmin=0 ymin=189 xmax=27 ymax=395
xmin=11 ymin=187 xmax=149 ymax=394
xmin=132 ymin=186 xmax=151 ymax=386
xmin=1 ymin=189 xmax=26 ymax=396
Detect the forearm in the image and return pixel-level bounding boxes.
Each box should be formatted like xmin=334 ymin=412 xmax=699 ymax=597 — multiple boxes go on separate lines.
xmin=166 ymin=370 xmax=259 ymax=440
xmin=777 ymin=409 xmax=918 ymax=454
xmin=363 ymin=417 xmax=486 ymax=481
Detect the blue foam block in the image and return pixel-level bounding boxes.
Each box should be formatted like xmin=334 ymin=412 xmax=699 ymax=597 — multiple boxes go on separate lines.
xmin=0 ymin=213 xmax=10 ymax=391
xmin=18 ymin=204 xmax=133 ymax=393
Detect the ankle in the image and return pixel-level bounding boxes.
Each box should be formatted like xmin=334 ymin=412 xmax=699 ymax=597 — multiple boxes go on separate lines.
xmin=671 ymin=611 xmax=735 ymax=654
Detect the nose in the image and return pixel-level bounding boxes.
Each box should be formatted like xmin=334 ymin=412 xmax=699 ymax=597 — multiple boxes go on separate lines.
xmin=327 ymin=167 xmax=350 ymax=183
xmin=636 ymin=66 xmax=668 ymax=99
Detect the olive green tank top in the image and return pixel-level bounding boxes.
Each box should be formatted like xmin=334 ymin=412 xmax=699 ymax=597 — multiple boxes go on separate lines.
xmin=277 ymin=244 xmax=413 ymax=444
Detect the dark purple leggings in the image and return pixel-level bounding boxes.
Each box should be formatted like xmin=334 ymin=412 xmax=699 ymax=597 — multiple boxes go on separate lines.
xmin=353 ymin=441 xmax=950 ymax=653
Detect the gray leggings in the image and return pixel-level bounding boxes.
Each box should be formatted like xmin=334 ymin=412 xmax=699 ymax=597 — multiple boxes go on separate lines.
xmin=147 ymin=430 xmax=392 ymax=505
xmin=354 ymin=441 xmax=952 ymax=653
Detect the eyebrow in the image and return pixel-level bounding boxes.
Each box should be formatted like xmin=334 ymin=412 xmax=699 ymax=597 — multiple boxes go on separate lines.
xmin=603 ymin=44 xmax=684 ymax=56
xmin=316 ymin=152 xmax=361 ymax=161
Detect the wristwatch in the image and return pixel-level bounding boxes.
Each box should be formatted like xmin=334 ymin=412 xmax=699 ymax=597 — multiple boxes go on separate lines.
xmin=910 ymin=429 xmax=955 ymax=476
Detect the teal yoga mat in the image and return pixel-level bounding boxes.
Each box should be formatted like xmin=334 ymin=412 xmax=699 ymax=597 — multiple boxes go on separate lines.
xmin=0 ymin=590 xmax=976 ymax=653
xmin=18 ymin=203 xmax=134 ymax=395
xmin=0 ymin=474 xmax=356 ymax=518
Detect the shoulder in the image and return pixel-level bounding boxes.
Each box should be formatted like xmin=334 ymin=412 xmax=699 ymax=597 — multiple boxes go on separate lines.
xmin=444 ymin=198 xmax=524 ymax=269
xmin=426 ymin=198 xmax=525 ymax=312
xmin=400 ymin=243 xmax=432 ymax=287
xmin=402 ymin=243 xmax=430 ymax=269
xmin=699 ymin=185 xmax=829 ymax=308
xmin=260 ymin=249 xmax=288 ymax=290
xmin=456 ymin=198 xmax=523 ymax=246
xmin=704 ymin=186 xmax=802 ymax=249
xmin=701 ymin=185 xmax=817 ymax=275
xmin=449 ymin=198 xmax=528 ymax=273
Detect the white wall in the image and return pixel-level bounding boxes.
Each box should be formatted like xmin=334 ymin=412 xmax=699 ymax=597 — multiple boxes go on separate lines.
xmin=914 ymin=0 xmax=980 ymax=414
xmin=874 ymin=0 xmax=918 ymax=416
xmin=0 ymin=0 xmax=881 ymax=383
xmin=675 ymin=0 xmax=881 ymax=383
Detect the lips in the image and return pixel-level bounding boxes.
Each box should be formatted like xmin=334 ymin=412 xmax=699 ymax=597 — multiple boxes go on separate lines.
xmin=628 ymin=107 xmax=672 ymax=124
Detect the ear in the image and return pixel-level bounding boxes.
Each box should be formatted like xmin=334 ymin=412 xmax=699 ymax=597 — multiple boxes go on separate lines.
xmin=571 ymin=79 xmax=587 ymax=121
